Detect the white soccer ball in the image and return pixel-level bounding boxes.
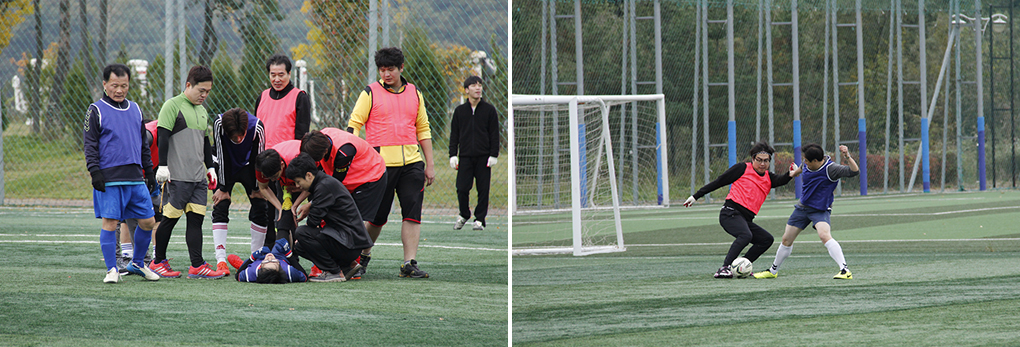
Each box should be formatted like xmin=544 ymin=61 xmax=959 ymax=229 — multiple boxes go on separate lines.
xmin=731 ymin=257 xmax=753 ymax=277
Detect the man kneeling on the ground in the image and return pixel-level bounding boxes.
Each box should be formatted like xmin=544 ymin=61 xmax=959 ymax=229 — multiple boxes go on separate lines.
xmin=286 ymin=153 xmax=373 ymax=282
xmin=231 ymin=238 xmax=306 ymax=283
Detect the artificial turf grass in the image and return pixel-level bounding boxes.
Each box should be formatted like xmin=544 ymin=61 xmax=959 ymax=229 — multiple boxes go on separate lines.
xmin=0 ymin=207 xmax=508 ymax=346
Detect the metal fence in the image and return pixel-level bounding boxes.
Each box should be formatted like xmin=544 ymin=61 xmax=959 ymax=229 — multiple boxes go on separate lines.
xmin=0 ymin=0 xmax=508 ymax=216
xmin=513 ymin=0 xmax=1020 ymax=205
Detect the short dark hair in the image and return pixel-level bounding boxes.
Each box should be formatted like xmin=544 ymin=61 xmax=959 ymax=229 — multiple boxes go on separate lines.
xmin=186 ymin=65 xmax=213 ymax=85
xmin=256 ymin=149 xmax=282 ymax=178
xmin=103 ymin=64 xmax=131 ymax=81
xmin=748 ymin=141 xmax=775 ymax=158
xmin=802 ymin=143 xmax=825 ymax=162
xmin=220 ymin=108 xmax=249 ymax=138
xmin=374 ymin=47 xmax=404 ymax=68
xmin=265 ymin=54 xmax=292 ymax=73
xmin=300 ymin=131 xmax=331 ymax=161
xmin=463 ymin=75 xmax=483 ymax=89
xmin=255 ymin=267 xmax=285 ymax=284
xmin=285 ymin=152 xmax=319 ymax=181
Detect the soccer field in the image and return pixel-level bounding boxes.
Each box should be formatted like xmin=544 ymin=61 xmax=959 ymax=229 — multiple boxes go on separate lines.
xmin=0 ymin=207 xmax=508 ymax=346
xmin=512 ymin=190 xmax=1020 ymax=346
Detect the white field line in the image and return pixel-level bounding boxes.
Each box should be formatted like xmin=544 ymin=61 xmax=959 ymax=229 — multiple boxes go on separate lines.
xmin=624 ymin=238 xmax=1020 ymax=247
xmin=0 ymin=234 xmax=504 ymax=252
xmin=513 ymin=205 xmax=1020 ymax=225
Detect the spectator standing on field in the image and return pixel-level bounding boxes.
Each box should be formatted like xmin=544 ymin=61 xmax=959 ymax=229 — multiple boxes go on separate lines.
xmin=448 ymin=76 xmax=500 ymax=231
xmin=347 ymin=47 xmax=435 ymax=279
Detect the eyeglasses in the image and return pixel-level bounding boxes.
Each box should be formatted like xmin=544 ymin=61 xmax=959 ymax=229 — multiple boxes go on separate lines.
xmin=752 ymin=157 xmax=771 ymax=164
xmin=263 ymin=259 xmax=279 ymax=264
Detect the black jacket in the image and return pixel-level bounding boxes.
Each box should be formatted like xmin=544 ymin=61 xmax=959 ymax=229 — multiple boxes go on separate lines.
xmin=305 ymin=171 xmax=374 ymax=250
xmin=449 ymin=98 xmax=500 ymax=158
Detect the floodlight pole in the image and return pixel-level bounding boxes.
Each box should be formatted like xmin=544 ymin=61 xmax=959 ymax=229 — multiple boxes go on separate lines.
xmin=976 ymin=0 xmax=987 ymax=190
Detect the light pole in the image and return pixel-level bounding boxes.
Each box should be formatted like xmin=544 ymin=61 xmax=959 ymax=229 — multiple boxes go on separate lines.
xmin=988 ymin=8 xmax=1013 ymax=188
xmin=954 ymin=10 xmax=1008 ymax=191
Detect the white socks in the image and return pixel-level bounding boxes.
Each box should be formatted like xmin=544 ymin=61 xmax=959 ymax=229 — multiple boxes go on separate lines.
xmin=250 ymin=223 xmax=267 ymax=253
xmin=824 ymin=239 xmax=847 ymax=270
xmin=770 ymin=244 xmax=792 ymax=274
xmin=212 ymin=223 xmax=228 ymax=263
xmin=120 ymin=242 xmax=133 ymax=258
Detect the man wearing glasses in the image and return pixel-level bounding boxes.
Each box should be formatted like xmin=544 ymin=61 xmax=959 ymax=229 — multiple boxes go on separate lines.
xmin=682 ymin=141 xmax=803 ymax=278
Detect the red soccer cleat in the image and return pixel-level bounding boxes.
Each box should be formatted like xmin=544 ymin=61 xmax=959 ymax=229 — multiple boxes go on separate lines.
xmin=149 ymin=259 xmax=182 ymax=278
xmin=227 ymin=254 xmax=244 ymax=270
xmin=309 ymin=265 xmax=323 ymax=278
xmin=188 ymin=262 xmax=226 ymax=279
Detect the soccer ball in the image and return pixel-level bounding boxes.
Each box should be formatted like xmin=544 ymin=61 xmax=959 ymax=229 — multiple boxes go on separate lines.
xmin=731 ymin=257 xmax=753 ymax=278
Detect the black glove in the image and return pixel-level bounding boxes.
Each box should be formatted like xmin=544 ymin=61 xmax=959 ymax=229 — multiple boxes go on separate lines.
xmin=90 ymin=170 xmax=106 ymax=192
xmin=145 ymin=171 xmax=156 ymax=193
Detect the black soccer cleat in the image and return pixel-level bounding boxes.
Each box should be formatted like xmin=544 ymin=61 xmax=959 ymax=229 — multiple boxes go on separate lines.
xmin=399 ymin=259 xmax=429 ymax=278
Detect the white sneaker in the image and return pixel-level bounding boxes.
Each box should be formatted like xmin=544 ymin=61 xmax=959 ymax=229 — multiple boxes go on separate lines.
xmin=454 ymin=216 xmax=467 ymax=230
xmin=472 ymin=220 xmax=484 ymax=231
xmin=104 ymin=268 xmax=121 ymax=283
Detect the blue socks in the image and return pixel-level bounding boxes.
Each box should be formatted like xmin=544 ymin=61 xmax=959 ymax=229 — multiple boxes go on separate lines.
xmin=100 ymin=229 xmax=117 ymax=271
xmin=132 ymin=226 xmax=152 ymax=267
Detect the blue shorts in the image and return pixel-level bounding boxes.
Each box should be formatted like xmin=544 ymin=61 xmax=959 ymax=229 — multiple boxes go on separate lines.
xmin=93 ymin=183 xmax=156 ymax=220
xmin=786 ymin=204 xmax=831 ymax=230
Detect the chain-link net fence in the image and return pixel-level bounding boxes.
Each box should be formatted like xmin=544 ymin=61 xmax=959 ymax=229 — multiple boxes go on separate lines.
xmin=0 ymin=0 xmax=508 ymax=217
xmin=513 ymin=0 xmax=1020 ymax=204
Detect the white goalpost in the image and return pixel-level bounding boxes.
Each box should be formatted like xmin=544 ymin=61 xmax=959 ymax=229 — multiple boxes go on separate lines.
xmin=511 ymin=94 xmax=667 ymax=256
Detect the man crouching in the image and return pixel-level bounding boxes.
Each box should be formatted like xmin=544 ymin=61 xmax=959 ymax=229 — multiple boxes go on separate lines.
xmin=286 ymin=152 xmax=373 ymax=282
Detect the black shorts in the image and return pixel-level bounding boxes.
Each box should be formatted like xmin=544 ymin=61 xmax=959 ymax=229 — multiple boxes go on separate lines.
xmin=161 ymin=180 xmax=207 ymax=218
xmin=211 ymin=164 xmax=268 ymax=226
xmin=349 ymin=170 xmax=387 ymax=223
xmin=371 ymin=161 xmax=424 ymax=226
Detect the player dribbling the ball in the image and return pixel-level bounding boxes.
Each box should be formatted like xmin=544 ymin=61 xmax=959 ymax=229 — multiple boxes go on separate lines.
xmin=682 ymin=141 xmax=802 ymax=278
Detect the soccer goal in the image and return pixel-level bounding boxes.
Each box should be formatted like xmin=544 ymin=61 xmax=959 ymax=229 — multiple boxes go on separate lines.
xmin=510 ymin=94 xmax=667 ymax=256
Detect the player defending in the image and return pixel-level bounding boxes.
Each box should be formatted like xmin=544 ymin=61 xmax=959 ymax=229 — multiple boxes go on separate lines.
xmin=347 ymin=47 xmax=435 ymax=279
xmin=210 ymin=108 xmax=268 ymax=275
xmin=84 ymin=63 xmax=160 ymax=283
xmin=754 ymin=144 xmax=859 ymax=280
xmin=286 ymin=153 xmax=373 ymax=282
xmin=151 ymin=65 xmax=227 ymax=279
xmin=449 ymin=76 xmax=500 ymax=231
xmin=300 ymin=128 xmax=386 ymax=278
xmin=682 ymin=141 xmax=802 ymax=278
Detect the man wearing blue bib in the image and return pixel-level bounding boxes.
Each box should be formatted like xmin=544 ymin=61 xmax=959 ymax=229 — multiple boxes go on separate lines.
xmin=83 ymin=64 xmax=160 ymax=283
xmin=754 ymin=144 xmax=859 ymax=280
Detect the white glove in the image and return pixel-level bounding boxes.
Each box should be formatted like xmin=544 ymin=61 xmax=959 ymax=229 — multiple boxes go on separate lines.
xmin=487 ymin=156 xmax=498 ymax=167
xmin=450 ymin=156 xmax=459 ymax=170
xmin=207 ymin=167 xmax=217 ymax=190
xmin=683 ymin=195 xmax=696 ymax=207
xmin=156 ymin=166 xmax=170 ymax=183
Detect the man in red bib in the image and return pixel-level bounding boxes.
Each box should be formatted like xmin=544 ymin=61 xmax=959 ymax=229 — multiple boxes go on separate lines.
xmin=347 ymin=47 xmax=434 ymax=279
xmin=682 ymin=141 xmax=802 ymax=278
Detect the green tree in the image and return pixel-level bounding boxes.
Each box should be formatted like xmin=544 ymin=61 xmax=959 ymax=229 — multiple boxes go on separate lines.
xmin=206 ymin=45 xmax=242 ymax=117
xmin=403 ymin=25 xmax=449 ymax=145
xmin=61 ymin=57 xmax=92 ymax=143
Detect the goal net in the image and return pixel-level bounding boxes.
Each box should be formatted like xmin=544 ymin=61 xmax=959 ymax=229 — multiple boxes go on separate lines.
xmin=510 ymin=94 xmax=667 ymax=256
